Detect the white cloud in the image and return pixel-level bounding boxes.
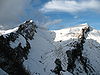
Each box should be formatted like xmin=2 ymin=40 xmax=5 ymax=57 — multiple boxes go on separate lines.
xmin=44 ymin=19 xmax=62 ymax=26
xmin=0 ymin=0 xmax=31 ymax=25
xmin=0 ymin=0 xmax=49 ymax=29
xmin=41 ymin=0 xmax=100 ymax=13
xmin=74 ymin=16 xmax=80 ymax=19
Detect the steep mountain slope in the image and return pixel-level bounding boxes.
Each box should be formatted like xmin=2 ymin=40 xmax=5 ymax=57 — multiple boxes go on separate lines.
xmin=53 ymin=24 xmax=100 ymax=75
xmin=0 ymin=20 xmax=37 ymax=75
xmin=0 ymin=21 xmax=100 ymax=75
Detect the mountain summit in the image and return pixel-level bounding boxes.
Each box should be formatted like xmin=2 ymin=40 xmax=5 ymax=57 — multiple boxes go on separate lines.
xmin=0 ymin=20 xmax=100 ymax=75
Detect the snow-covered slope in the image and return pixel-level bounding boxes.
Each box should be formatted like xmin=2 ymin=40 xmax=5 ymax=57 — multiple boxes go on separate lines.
xmin=53 ymin=24 xmax=100 ymax=75
xmin=0 ymin=21 xmax=100 ymax=75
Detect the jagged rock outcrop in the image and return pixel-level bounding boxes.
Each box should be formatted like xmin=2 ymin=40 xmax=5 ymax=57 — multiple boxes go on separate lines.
xmin=0 ymin=20 xmax=37 ymax=75
xmin=51 ymin=58 xmax=65 ymax=75
xmin=66 ymin=26 xmax=95 ymax=75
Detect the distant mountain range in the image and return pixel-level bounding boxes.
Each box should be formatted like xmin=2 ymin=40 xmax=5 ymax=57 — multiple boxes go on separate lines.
xmin=0 ymin=20 xmax=100 ymax=75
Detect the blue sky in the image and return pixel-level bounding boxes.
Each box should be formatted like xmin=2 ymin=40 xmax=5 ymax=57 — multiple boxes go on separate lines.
xmin=40 ymin=0 xmax=100 ymax=30
xmin=0 ymin=0 xmax=100 ymax=30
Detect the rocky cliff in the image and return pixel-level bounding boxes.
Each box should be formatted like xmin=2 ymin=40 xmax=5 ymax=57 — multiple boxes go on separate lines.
xmin=0 ymin=20 xmax=37 ymax=75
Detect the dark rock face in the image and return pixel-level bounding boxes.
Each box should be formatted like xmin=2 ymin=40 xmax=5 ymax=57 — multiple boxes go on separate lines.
xmin=0 ymin=20 xmax=37 ymax=75
xmin=51 ymin=59 xmax=65 ymax=75
xmin=17 ymin=21 xmax=37 ymax=40
xmin=66 ymin=26 xmax=95 ymax=75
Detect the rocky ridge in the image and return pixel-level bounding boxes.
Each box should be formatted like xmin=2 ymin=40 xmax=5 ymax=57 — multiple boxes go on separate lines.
xmin=0 ymin=21 xmax=100 ymax=75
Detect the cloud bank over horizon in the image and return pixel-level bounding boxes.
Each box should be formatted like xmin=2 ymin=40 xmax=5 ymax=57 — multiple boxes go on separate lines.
xmin=41 ymin=0 xmax=100 ymax=14
xmin=0 ymin=0 xmax=47 ymax=25
xmin=0 ymin=0 xmax=32 ymax=25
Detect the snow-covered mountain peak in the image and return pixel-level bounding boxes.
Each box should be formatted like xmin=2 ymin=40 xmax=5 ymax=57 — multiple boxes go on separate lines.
xmin=53 ymin=24 xmax=100 ymax=75
xmin=0 ymin=20 xmax=37 ymax=75
xmin=0 ymin=21 xmax=100 ymax=75
xmin=54 ymin=23 xmax=92 ymax=42
xmin=0 ymin=20 xmax=36 ymax=36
